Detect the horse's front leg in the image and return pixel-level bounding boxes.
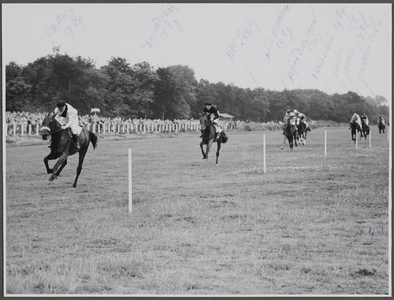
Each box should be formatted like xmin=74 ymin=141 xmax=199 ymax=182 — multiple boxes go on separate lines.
xmin=44 ymin=152 xmax=59 ymax=174
xmin=49 ymin=153 xmax=68 ymax=181
xmin=200 ymin=142 xmax=206 ymax=159
xmin=288 ymin=137 xmax=293 ymax=150
xmin=205 ymin=140 xmax=213 ymax=160
xmin=55 ymin=158 xmax=68 ymax=177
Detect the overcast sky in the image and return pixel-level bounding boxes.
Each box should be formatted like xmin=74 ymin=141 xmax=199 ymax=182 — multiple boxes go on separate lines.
xmin=2 ymin=3 xmax=392 ymax=101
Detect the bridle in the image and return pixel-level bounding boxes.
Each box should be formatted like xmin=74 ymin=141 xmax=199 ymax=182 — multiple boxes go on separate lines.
xmin=40 ymin=116 xmax=64 ymax=135
xmin=200 ymin=113 xmax=210 ymax=130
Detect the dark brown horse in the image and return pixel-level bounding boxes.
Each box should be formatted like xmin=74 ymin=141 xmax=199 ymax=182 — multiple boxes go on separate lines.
xmin=361 ymin=120 xmax=369 ymax=140
xmin=350 ymin=120 xmax=363 ymax=143
xmin=40 ymin=113 xmax=98 ymax=187
xmin=199 ymin=113 xmax=228 ymax=165
xmin=378 ymin=121 xmax=385 ymax=134
xmin=285 ymin=122 xmax=298 ymax=151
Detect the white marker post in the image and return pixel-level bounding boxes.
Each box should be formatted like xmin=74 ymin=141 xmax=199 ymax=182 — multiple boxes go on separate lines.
xmin=388 ymin=125 xmax=390 ymax=142
xmin=263 ymin=134 xmax=266 ymax=174
xmin=324 ymin=130 xmax=327 ymax=157
xmin=369 ymin=129 xmax=372 ymax=148
xmin=356 ymin=133 xmax=358 ymax=149
xmin=128 ymin=148 xmax=132 ymax=214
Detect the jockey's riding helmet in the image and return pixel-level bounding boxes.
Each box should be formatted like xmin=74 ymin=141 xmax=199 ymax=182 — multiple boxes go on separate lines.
xmin=293 ymin=109 xmax=298 ymax=114
xmin=286 ymin=109 xmax=291 ymax=113
xmin=205 ymin=102 xmax=211 ymax=106
xmin=57 ymin=100 xmax=66 ymax=108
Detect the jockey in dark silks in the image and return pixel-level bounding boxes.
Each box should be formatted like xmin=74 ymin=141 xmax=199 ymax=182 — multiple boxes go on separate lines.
xmin=378 ymin=116 xmax=385 ymax=125
xmin=200 ymin=102 xmax=222 ymax=139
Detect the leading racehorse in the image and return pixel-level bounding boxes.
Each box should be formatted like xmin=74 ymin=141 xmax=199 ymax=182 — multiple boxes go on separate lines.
xmin=297 ymin=120 xmax=311 ymax=145
xmin=40 ymin=112 xmax=98 ymax=187
xmin=284 ymin=121 xmax=298 ymax=151
xmin=199 ymin=113 xmax=228 ymax=165
xmin=350 ymin=120 xmax=363 ymax=143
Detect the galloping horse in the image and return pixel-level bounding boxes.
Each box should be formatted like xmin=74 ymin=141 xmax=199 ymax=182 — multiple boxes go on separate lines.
xmin=350 ymin=120 xmax=363 ymax=143
xmin=284 ymin=122 xmax=298 ymax=151
xmin=361 ymin=120 xmax=369 ymax=140
xmin=40 ymin=113 xmax=98 ymax=187
xmin=378 ymin=121 xmax=385 ymax=134
xmin=199 ymin=113 xmax=228 ymax=165
xmin=297 ymin=120 xmax=311 ymax=145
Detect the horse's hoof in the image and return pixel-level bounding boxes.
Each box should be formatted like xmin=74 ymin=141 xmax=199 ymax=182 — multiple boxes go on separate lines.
xmin=47 ymin=169 xmax=53 ymax=174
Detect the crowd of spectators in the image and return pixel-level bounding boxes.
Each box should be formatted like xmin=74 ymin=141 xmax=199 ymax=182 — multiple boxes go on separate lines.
xmin=5 ymin=111 xmax=239 ymax=136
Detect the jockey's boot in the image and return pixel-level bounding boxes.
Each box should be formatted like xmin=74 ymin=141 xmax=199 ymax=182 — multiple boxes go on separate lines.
xmin=72 ymin=134 xmax=80 ymax=150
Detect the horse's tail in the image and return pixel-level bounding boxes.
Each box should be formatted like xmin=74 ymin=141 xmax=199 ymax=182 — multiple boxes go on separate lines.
xmin=89 ymin=131 xmax=98 ymax=149
xmin=221 ymin=132 xmax=228 ymax=143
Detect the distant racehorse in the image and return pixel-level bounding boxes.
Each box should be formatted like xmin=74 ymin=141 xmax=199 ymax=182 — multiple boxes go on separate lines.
xmin=284 ymin=122 xmax=298 ymax=151
xmin=40 ymin=113 xmax=98 ymax=187
xmin=378 ymin=121 xmax=385 ymax=134
xmin=297 ymin=120 xmax=311 ymax=145
xmin=350 ymin=120 xmax=363 ymax=143
xmin=199 ymin=113 xmax=228 ymax=165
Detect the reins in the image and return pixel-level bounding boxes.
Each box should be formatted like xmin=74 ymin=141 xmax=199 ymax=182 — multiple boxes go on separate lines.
xmin=41 ymin=114 xmax=64 ymax=135
xmin=41 ymin=126 xmax=64 ymax=135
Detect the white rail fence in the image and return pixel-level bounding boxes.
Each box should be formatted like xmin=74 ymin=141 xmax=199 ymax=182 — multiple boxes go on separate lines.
xmin=6 ymin=120 xmax=238 ymax=136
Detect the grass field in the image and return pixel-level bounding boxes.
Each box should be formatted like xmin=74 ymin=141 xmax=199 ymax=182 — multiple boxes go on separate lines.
xmin=5 ymin=126 xmax=391 ymax=295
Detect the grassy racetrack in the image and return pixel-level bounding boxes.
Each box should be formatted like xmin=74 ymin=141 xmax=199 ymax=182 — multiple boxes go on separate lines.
xmin=5 ymin=126 xmax=391 ymax=295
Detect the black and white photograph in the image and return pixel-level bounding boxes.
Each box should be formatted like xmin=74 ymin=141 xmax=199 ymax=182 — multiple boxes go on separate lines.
xmin=2 ymin=2 xmax=392 ymax=296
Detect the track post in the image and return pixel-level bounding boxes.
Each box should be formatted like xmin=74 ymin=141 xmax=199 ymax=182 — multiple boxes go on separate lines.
xmin=387 ymin=125 xmax=390 ymax=142
xmin=263 ymin=134 xmax=266 ymax=174
xmin=128 ymin=148 xmax=132 ymax=214
xmin=369 ymin=129 xmax=372 ymax=148
xmin=324 ymin=130 xmax=327 ymax=157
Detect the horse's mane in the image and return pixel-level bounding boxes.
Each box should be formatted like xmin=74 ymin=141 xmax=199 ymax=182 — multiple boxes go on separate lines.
xmin=43 ymin=113 xmax=65 ymax=151
xmin=200 ymin=113 xmax=215 ymax=140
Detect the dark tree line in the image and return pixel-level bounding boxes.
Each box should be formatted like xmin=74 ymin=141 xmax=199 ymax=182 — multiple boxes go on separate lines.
xmin=6 ymin=53 xmax=389 ymax=123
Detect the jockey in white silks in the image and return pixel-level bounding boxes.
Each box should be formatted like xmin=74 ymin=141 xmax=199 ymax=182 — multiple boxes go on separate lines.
xmin=361 ymin=113 xmax=369 ymax=127
xmin=349 ymin=113 xmax=363 ymax=131
xmin=378 ymin=116 xmax=385 ymax=125
xmin=54 ymin=100 xmax=82 ymax=149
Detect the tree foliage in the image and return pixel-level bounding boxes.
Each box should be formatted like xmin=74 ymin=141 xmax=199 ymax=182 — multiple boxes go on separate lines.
xmin=5 ymin=54 xmax=389 ymax=123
